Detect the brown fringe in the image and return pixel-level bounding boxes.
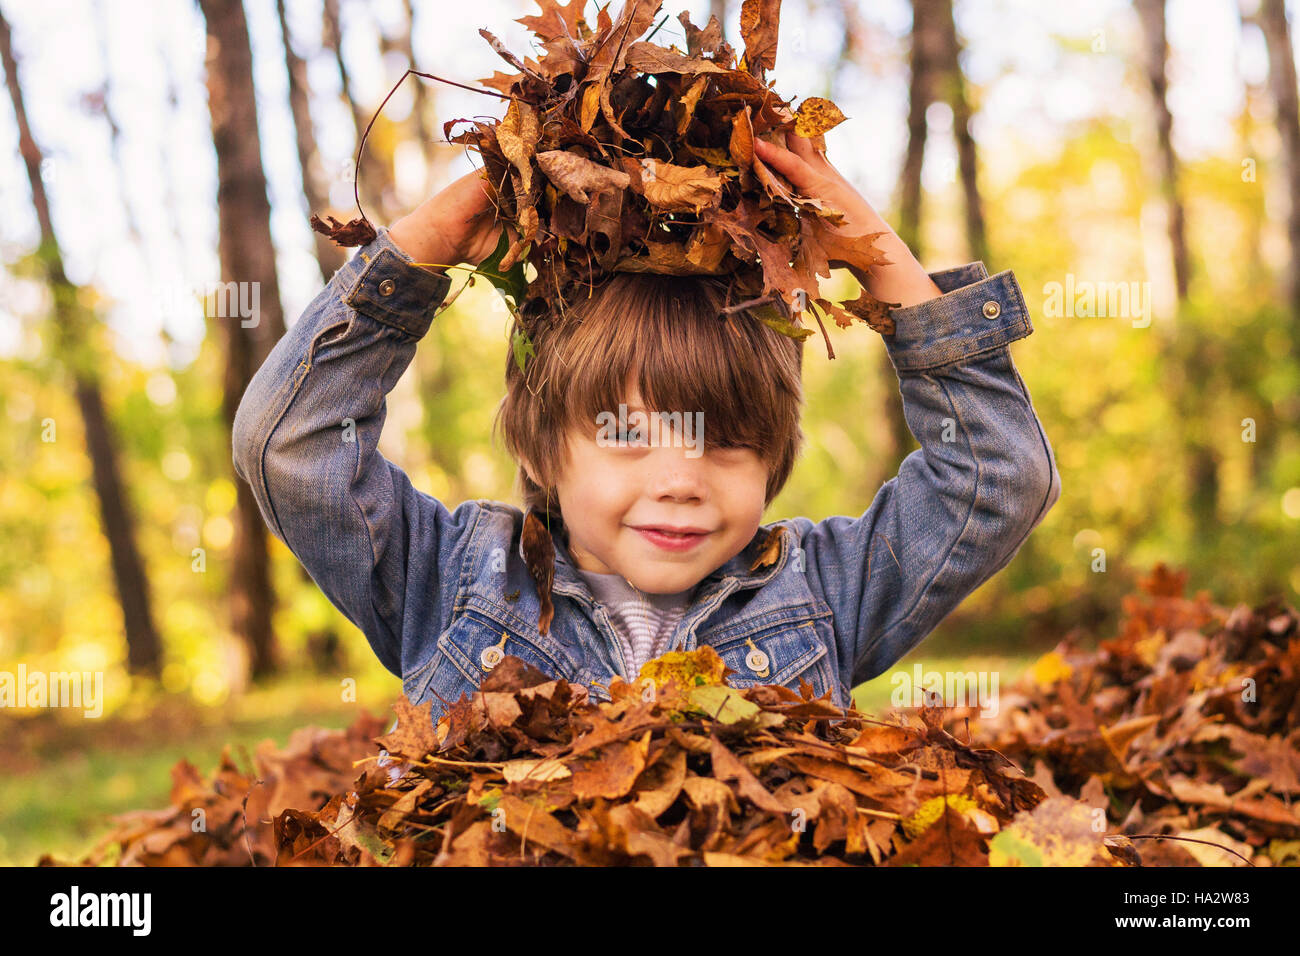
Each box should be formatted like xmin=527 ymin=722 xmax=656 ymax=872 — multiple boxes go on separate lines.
xmin=521 ymin=508 xmax=556 ymax=636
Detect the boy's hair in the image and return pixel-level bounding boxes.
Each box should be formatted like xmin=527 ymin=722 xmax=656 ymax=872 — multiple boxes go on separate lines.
xmin=492 ymin=272 xmax=806 ymax=518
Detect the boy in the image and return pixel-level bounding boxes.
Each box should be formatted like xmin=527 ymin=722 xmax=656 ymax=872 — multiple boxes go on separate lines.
xmin=232 ymin=131 xmax=1060 ymax=718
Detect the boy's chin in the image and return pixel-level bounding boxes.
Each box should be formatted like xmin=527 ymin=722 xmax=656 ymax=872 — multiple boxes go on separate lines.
xmin=624 ymin=564 xmax=710 ymax=595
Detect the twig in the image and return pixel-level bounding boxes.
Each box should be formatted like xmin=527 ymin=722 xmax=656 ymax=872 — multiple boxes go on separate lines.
xmin=1124 ymin=833 xmax=1255 ymax=867
xmin=722 ymin=294 xmax=776 ymax=314
xmin=348 ymin=68 xmax=511 ymax=236
xmin=855 ymin=807 xmax=902 ymax=821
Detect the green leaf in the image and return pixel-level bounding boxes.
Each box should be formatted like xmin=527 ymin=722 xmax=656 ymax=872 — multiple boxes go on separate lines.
xmin=988 ymin=829 xmax=1045 ymax=867
xmin=752 ymin=303 xmax=814 ymax=341
xmin=685 ymin=684 xmax=761 ymax=724
xmin=476 ymin=231 xmax=529 ymax=307
xmin=352 ymin=820 xmax=395 ymax=864
xmin=511 ymin=327 xmax=536 ymax=373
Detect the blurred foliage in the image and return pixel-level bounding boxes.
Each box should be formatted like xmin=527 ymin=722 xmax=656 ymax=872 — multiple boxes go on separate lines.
xmin=3 ymin=115 xmax=1299 ymax=715
xmin=1 ymin=11 xmax=1298 ymax=729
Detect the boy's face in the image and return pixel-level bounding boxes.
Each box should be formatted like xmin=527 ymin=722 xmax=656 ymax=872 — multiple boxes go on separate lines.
xmin=543 ymin=385 xmax=770 ymax=595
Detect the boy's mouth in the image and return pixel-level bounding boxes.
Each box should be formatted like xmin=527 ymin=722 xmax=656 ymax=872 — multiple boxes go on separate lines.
xmin=631 ymin=525 xmax=711 ymax=552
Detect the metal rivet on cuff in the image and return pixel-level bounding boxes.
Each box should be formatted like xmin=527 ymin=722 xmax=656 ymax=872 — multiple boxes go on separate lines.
xmin=378 ymin=278 xmax=396 ymax=296
xmin=982 ymin=300 xmax=1001 ymax=319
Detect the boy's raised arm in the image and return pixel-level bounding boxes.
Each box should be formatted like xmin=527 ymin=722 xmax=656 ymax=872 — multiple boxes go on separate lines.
xmin=753 ymin=132 xmax=1060 ymax=689
xmin=795 ymin=263 xmax=1061 ymax=686
xmin=231 ymin=182 xmax=493 ymax=676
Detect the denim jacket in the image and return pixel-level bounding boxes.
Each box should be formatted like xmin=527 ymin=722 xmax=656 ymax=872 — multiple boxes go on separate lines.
xmin=232 ymin=226 xmax=1060 ymax=721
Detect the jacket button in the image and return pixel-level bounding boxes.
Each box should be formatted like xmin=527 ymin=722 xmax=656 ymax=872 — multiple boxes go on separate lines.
xmin=379 ymin=278 xmax=396 ymax=296
xmin=981 ymin=300 xmax=1000 ymax=319
xmin=480 ymin=646 xmax=503 ymax=669
xmin=746 ymin=649 xmax=770 ymax=674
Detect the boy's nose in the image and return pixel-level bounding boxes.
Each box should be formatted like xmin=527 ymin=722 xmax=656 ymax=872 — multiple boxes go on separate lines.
xmin=647 ymin=447 xmax=709 ymax=503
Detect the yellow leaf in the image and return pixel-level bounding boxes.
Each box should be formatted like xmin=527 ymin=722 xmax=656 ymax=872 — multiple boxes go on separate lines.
xmin=638 ymin=646 xmax=728 ymax=690
xmin=794 ymin=97 xmax=847 ymax=137
xmin=1030 ymin=650 xmax=1072 ymax=688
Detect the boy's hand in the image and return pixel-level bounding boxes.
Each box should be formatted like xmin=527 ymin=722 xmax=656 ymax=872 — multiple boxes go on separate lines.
xmin=754 ymin=132 xmax=941 ymax=309
xmin=754 ymin=131 xmax=886 ymax=250
xmin=388 ymin=168 xmax=503 ymax=270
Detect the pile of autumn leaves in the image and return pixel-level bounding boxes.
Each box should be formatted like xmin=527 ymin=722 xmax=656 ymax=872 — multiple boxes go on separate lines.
xmin=43 ymin=565 xmax=1300 ymax=868
xmin=960 ymin=565 xmax=1300 ymax=867
xmin=449 ymin=0 xmax=896 ymax=360
xmin=53 ymin=650 xmax=1121 ymax=868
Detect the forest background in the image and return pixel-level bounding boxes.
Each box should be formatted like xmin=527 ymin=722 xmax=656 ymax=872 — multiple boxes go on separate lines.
xmin=1 ymin=0 xmax=1297 ymax=864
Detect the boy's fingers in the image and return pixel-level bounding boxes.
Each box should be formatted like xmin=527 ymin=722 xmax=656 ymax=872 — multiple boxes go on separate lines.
xmin=785 ymin=130 xmax=820 ymax=165
xmin=754 ymin=137 xmax=814 ymax=189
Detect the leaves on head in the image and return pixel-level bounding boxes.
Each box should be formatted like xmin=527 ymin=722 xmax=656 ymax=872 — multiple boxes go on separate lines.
xmin=446 ymin=0 xmax=895 ymax=360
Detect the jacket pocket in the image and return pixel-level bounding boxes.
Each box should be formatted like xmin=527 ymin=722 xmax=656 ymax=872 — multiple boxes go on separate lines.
xmin=699 ymin=602 xmax=840 ymax=703
xmin=432 ymin=606 xmax=579 ymax=690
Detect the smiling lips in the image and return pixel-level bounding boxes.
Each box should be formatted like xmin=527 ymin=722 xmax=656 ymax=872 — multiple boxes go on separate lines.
xmin=633 ymin=525 xmax=711 ymax=552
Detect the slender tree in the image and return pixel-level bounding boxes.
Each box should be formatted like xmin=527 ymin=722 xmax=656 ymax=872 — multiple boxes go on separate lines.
xmin=939 ymin=0 xmax=988 ymax=268
xmin=886 ymin=0 xmax=994 ymax=474
xmin=0 ymin=8 xmax=162 ymax=675
xmin=197 ymin=0 xmax=287 ymax=677
xmin=390 ymin=0 xmax=438 ymax=199
xmin=1251 ymin=0 xmax=1300 ymax=325
xmin=276 ymin=0 xmax=346 ymax=282
xmin=322 ymin=0 xmax=391 ymax=219
xmin=1136 ymin=0 xmax=1221 ymax=537
xmin=1135 ymin=0 xmax=1191 ymax=301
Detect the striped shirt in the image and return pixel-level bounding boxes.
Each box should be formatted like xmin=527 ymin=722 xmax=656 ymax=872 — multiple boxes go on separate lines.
xmin=576 ymin=569 xmax=696 ymax=679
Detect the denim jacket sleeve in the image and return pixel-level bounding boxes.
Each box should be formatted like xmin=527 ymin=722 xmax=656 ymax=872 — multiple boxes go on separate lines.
xmin=231 ymin=226 xmax=480 ymax=677
xmin=792 ymin=263 xmax=1061 ymax=687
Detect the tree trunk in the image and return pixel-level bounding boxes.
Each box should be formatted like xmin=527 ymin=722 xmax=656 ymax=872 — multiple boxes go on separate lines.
xmin=936 ymin=0 xmax=989 ymax=267
xmin=1237 ymin=0 xmax=1300 ymax=482
xmin=322 ymin=0 xmax=391 ymax=220
xmin=395 ymin=0 xmax=438 ymax=200
xmin=0 ymin=9 xmax=162 ymax=675
xmin=1255 ymin=0 xmax=1300 ymax=335
xmin=198 ymin=0 xmax=286 ymax=678
xmin=276 ymin=0 xmax=346 ymax=283
xmin=710 ymin=0 xmax=727 ymax=30
xmin=1136 ymin=0 xmax=1218 ymax=537
xmin=882 ymin=0 xmax=952 ymax=476
xmin=1135 ymin=0 xmax=1191 ymax=301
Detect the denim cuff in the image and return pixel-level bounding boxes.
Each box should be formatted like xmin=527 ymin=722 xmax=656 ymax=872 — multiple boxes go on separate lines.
xmin=342 ymin=226 xmax=453 ymax=338
xmin=883 ymin=262 xmax=1033 ymax=373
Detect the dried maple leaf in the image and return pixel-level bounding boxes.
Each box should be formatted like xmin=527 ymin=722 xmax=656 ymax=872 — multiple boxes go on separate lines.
xmin=376 ymin=696 xmax=440 ymax=760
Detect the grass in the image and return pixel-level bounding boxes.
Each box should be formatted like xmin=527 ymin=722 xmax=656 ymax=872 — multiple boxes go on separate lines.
xmin=1 ymin=651 xmax=1037 ymax=866
xmin=0 ymin=672 xmax=401 ymax=866
xmin=853 ymin=653 xmax=1034 ymax=714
